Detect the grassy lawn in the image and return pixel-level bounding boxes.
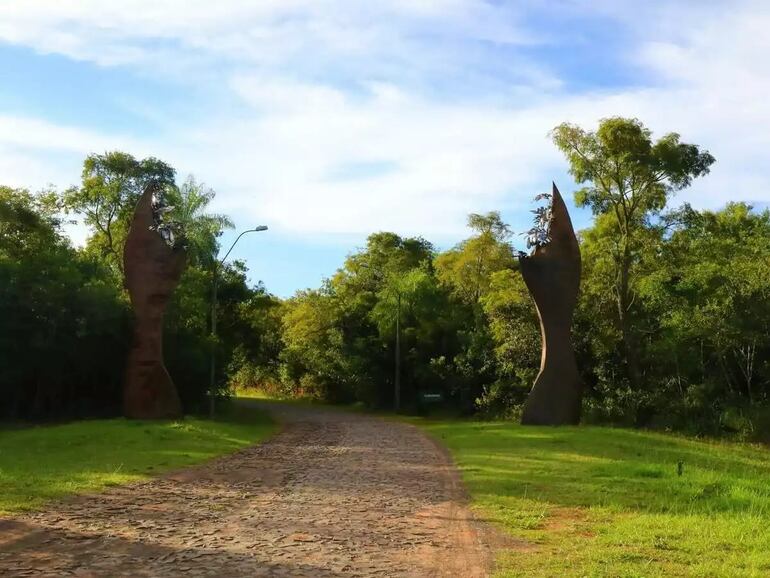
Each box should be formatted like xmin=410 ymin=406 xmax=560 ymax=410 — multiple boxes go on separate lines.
xmin=0 ymin=403 xmax=275 ymax=516
xmin=418 ymin=420 xmax=770 ymax=577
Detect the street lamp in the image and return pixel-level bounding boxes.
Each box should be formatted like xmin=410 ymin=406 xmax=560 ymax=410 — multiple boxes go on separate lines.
xmin=394 ymin=289 xmax=401 ymax=413
xmin=209 ymin=225 xmax=268 ymax=417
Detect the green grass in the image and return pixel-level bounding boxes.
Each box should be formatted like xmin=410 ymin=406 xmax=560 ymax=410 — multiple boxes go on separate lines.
xmin=231 ymin=386 xmax=278 ymax=400
xmin=0 ymin=403 xmax=275 ymax=515
xmin=233 ymin=387 xmax=367 ymax=411
xmin=417 ymin=420 xmax=770 ymax=577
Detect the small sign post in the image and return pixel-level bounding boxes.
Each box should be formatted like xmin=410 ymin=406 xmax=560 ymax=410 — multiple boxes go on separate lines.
xmin=419 ymin=392 xmax=444 ymax=404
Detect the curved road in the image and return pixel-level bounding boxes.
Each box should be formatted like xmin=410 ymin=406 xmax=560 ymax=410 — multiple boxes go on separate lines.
xmin=0 ymin=403 xmax=493 ymax=577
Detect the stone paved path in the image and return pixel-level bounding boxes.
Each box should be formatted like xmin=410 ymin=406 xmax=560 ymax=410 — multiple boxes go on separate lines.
xmin=0 ymin=403 xmax=493 ymax=577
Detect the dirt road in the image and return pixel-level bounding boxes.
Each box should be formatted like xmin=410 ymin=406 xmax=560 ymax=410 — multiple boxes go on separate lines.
xmin=0 ymin=403 xmax=494 ymax=577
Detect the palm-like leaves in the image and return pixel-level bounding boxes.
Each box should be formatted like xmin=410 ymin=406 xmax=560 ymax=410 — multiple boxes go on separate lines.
xmin=166 ymin=176 xmax=234 ymax=267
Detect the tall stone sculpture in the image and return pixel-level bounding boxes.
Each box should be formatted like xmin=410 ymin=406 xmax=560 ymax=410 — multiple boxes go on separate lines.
xmin=123 ymin=183 xmax=186 ymax=419
xmin=519 ymin=183 xmax=582 ymax=425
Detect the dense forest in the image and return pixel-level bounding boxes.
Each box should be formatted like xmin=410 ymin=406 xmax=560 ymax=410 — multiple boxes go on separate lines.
xmin=2 ymin=118 xmax=770 ymax=439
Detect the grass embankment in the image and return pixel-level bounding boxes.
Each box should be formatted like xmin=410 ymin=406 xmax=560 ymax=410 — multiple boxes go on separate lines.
xmin=419 ymin=421 xmax=770 ymax=577
xmin=233 ymin=387 xmax=367 ymax=411
xmin=0 ymin=403 xmax=275 ymax=516
xmin=231 ymin=386 xmax=277 ymax=400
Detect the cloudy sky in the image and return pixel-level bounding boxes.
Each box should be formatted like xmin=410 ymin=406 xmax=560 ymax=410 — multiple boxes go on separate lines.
xmin=1 ymin=1 xmax=768 ymax=296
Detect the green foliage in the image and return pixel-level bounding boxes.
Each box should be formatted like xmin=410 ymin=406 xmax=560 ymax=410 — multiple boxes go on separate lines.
xmin=418 ymin=418 xmax=770 ymax=577
xmin=275 ymin=216 xmax=529 ymax=413
xmin=279 ymin=288 xmax=364 ymax=403
xmin=574 ymin=200 xmax=770 ymax=433
xmin=435 ymin=211 xmax=516 ymax=304
xmin=1 ymin=152 xmax=273 ymax=420
xmin=3 ymin=123 xmax=770 ymax=438
xmin=573 ymin=201 xmax=770 ymax=434
xmin=552 ymin=117 xmax=715 ymax=217
xmin=265 ymin=182 xmax=770 ymax=435
xmin=476 ymin=269 xmax=539 ymax=415
xmin=370 ymin=268 xmax=436 ymax=335
xmin=62 ymin=151 xmax=176 ymax=275
xmin=552 ymin=117 xmax=716 ymax=416
xmin=0 ymin=403 xmax=274 ymax=515
xmin=162 ymin=258 xmax=276 ymax=412
xmin=635 ymin=204 xmax=770 ymax=432
xmin=0 ymin=186 xmax=130 ymax=419
xmin=432 ymin=212 xmax=522 ymax=411
xmin=166 ymin=176 xmax=234 ymax=267
xmin=227 ymin=288 xmax=285 ymax=394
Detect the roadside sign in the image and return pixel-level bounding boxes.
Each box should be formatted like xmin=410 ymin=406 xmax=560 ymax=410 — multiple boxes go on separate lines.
xmin=419 ymin=392 xmax=443 ymax=403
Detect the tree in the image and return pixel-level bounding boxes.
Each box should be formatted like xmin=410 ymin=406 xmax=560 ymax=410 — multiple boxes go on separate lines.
xmin=166 ymin=176 xmax=234 ymax=267
xmin=551 ymin=117 xmax=715 ymax=398
xmin=0 ymin=156 xmax=270 ymax=420
xmin=227 ymin=285 xmax=285 ymax=395
xmin=0 ymin=186 xmax=129 ymax=418
xmin=61 ymin=153 xmax=248 ymax=415
xmin=433 ymin=212 xmax=517 ymax=409
xmin=477 ymin=268 xmax=540 ymax=415
xmin=337 ymin=232 xmax=434 ymax=298
xmin=0 ymin=186 xmax=61 ymax=257
xmin=329 ymin=233 xmax=437 ymax=404
xmin=279 ymin=287 xmax=360 ymax=402
xmin=370 ymin=268 xmax=440 ymax=410
xmin=63 ymin=151 xmax=176 ymax=275
xmin=641 ymin=204 xmax=770 ymax=426
xmin=435 ymin=211 xmax=516 ymax=305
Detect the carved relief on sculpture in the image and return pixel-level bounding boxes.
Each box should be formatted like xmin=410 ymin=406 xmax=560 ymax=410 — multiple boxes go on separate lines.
xmin=123 ymin=183 xmax=186 ymax=419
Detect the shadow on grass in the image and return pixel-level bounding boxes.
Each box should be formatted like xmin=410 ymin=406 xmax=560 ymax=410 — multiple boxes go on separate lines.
xmin=427 ymin=422 xmax=770 ymax=517
xmin=0 ymin=404 xmax=275 ymax=515
xmin=416 ymin=420 xmax=770 ymax=576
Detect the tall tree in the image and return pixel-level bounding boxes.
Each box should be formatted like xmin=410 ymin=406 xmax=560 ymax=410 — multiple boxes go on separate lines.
xmin=370 ymin=268 xmax=442 ymax=410
xmin=435 ymin=211 xmax=515 ymax=305
xmin=551 ymin=117 xmax=715 ymax=397
xmin=63 ymin=151 xmax=176 ymax=275
xmin=478 ymin=268 xmax=540 ymax=414
xmin=649 ymin=204 xmax=770 ymax=409
xmin=166 ymin=176 xmax=234 ymax=268
xmin=0 ymin=186 xmax=128 ymax=418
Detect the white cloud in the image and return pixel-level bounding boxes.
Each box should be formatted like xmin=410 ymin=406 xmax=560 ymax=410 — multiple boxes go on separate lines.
xmin=168 ymin=77 xmax=563 ymax=236
xmin=0 ymin=1 xmax=537 ymax=68
xmin=1 ymin=0 xmax=769 ymax=246
xmin=629 ymin=2 xmax=770 ymax=207
xmin=0 ymin=115 xmax=149 ymax=195
xmin=0 ymin=116 xmax=139 ymax=155
xmin=0 ymin=116 xmax=148 ymax=247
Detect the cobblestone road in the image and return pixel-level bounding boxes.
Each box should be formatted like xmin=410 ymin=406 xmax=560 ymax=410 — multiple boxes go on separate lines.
xmin=0 ymin=403 xmax=493 ymax=577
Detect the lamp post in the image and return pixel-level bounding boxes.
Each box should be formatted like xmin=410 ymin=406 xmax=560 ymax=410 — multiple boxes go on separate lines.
xmin=394 ymin=290 xmax=401 ymax=413
xmin=209 ymin=225 xmax=268 ymax=417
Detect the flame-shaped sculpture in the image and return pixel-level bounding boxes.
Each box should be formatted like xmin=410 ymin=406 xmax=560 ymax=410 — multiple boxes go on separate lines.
xmin=519 ymin=183 xmax=582 ymax=425
xmin=123 ymin=183 xmax=186 ymax=419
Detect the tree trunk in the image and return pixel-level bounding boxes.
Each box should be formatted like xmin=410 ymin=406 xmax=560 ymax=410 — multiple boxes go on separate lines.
xmin=616 ymin=244 xmax=644 ymax=420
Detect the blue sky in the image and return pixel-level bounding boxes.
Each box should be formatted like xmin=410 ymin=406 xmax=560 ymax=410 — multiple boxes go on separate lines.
xmin=1 ymin=1 xmax=769 ymax=297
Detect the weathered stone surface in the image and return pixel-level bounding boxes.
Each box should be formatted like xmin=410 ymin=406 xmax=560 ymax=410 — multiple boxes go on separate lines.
xmin=123 ymin=184 xmax=185 ymax=419
xmin=0 ymin=403 xmax=499 ymax=577
xmin=519 ymin=183 xmax=582 ymax=425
